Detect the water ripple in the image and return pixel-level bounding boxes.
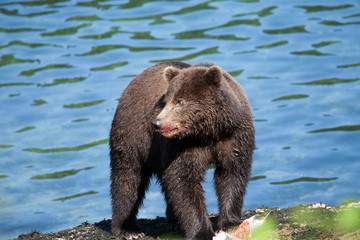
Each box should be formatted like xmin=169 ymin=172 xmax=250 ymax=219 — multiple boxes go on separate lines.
xmin=41 ymin=23 xmax=92 ymax=37
xmin=234 ymin=6 xmax=277 ymax=17
xmin=0 ymin=145 xmax=14 ymax=149
xmin=31 ymin=167 xmax=94 ymax=180
xmin=272 ymin=94 xmax=309 ymax=102
xmin=111 ymin=1 xmax=216 ymax=25
xmin=308 ymin=124 xmax=360 ymax=133
xmin=319 ymin=20 xmax=360 ymax=26
xmin=151 ymin=46 xmax=219 ymax=62
xmin=295 ymin=4 xmax=354 ymax=13
xmin=38 ymin=77 xmax=87 ymax=87
xmin=52 ymin=191 xmax=98 ymax=202
xmin=0 ymin=27 xmax=44 ymax=33
xmin=79 ymin=45 xmax=193 ymax=56
xmin=0 ymin=0 xmax=68 ymax=7
xmin=271 ymin=177 xmax=338 ymax=185
xmin=337 ymin=63 xmax=360 ymax=68
xmin=63 ymin=100 xmax=105 ymax=108
xmin=0 ymin=82 xmax=34 ymax=88
xmin=174 ymin=19 xmax=257 ymax=40
xmin=16 ymin=126 xmax=36 ymax=133
xmin=0 ymin=7 xmax=56 ymax=17
xmin=312 ymin=41 xmax=341 ymax=48
xmin=23 ymin=139 xmax=109 ymax=153
xmin=90 ymin=62 xmax=128 ymax=71
xmin=256 ymin=40 xmax=288 ymax=49
xmin=0 ymin=54 xmax=39 ymax=67
xmin=290 ymin=50 xmax=332 ymax=56
xmin=263 ymin=25 xmax=309 ymax=34
xmin=0 ymin=41 xmax=54 ymax=49
xmin=293 ymin=78 xmax=360 ymax=85
xmin=66 ymin=15 xmax=103 ymax=22
xmin=19 ymin=64 xmax=73 ymax=77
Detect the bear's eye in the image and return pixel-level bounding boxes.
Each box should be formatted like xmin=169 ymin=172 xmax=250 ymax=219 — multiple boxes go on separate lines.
xmin=176 ymin=99 xmax=185 ymax=106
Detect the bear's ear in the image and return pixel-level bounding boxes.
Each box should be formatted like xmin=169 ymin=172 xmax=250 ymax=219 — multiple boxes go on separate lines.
xmin=205 ymin=66 xmax=222 ymax=84
xmin=163 ymin=66 xmax=180 ymax=82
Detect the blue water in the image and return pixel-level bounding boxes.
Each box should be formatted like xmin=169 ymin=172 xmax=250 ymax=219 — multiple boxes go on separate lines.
xmin=1 ymin=0 xmax=360 ymax=239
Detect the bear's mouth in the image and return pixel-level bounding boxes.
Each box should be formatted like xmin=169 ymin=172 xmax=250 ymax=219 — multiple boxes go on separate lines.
xmin=159 ymin=125 xmax=179 ymax=138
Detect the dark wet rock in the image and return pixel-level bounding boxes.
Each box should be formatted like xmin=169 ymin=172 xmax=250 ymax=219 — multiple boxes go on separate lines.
xmin=15 ymin=201 xmax=360 ymax=240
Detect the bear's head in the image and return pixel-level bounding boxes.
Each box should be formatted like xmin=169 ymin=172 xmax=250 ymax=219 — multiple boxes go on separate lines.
xmin=152 ymin=65 xmax=235 ymax=140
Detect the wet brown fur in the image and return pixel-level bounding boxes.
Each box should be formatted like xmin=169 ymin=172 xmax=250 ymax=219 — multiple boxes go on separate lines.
xmin=110 ymin=62 xmax=255 ymax=239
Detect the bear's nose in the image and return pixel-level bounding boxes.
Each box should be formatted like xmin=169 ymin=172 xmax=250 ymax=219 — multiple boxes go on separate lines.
xmin=151 ymin=119 xmax=162 ymax=129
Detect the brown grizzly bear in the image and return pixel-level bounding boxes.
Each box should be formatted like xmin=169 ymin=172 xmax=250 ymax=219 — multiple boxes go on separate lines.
xmin=110 ymin=62 xmax=255 ymax=239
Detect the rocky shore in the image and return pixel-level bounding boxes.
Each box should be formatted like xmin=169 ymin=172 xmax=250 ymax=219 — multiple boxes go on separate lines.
xmin=16 ymin=201 xmax=360 ymax=240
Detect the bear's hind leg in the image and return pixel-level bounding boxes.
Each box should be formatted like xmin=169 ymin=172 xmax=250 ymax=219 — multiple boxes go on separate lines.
xmin=110 ymin=152 xmax=151 ymax=238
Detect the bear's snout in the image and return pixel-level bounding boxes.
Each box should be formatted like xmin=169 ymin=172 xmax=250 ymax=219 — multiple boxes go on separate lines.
xmin=151 ymin=119 xmax=162 ymax=129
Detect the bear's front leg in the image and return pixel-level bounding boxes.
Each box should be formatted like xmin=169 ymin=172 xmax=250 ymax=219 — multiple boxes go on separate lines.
xmin=161 ymin=155 xmax=214 ymax=240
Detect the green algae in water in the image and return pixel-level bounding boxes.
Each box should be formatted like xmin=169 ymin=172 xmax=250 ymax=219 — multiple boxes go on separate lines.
xmin=0 ymin=8 xmax=56 ymax=17
xmin=20 ymin=64 xmax=73 ymax=77
xmin=131 ymin=31 xmax=161 ymax=40
xmin=31 ymin=99 xmax=47 ymax=106
xmin=0 ymin=175 xmax=8 ymax=178
xmin=293 ymin=78 xmax=360 ymax=85
xmin=290 ymin=50 xmax=331 ymax=56
xmin=174 ymin=19 xmax=258 ymax=40
xmin=312 ymin=40 xmax=341 ymax=48
xmin=295 ymin=4 xmax=354 ymax=13
xmin=79 ymin=45 xmax=193 ymax=56
xmin=263 ymin=25 xmax=309 ymax=34
xmin=337 ymin=63 xmax=360 ymax=69
xmin=0 ymin=27 xmax=44 ymax=33
xmin=52 ymin=191 xmax=98 ymax=202
xmin=344 ymin=13 xmax=360 ymax=19
xmin=31 ymin=167 xmax=94 ymax=180
xmin=234 ymin=6 xmax=277 ymax=18
xmin=272 ymin=94 xmax=308 ymax=102
xmin=41 ymin=23 xmax=91 ymax=37
xmin=308 ymin=124 xmax=360 ymax=133
xmin=248 ymin=76 xmax=279 ymax=80
xmin=72 ymin=118 xmax=89 ymax=123
xmin=256 ymin=40 xmax=288 ymax=49
xmin=0 ymin=54 xmax=38 ymax=67
xmin=0 ymin=82 xmax=34 ymax=88
xmin=250 ymin=175 xmax=267 ymax=181
xmin=38 ymin=76 xmax=86 ymax=87
xmin=229 ymin=69 xmax=244 ymax=77
xmin=66 ymin=15 xmax=102 ymax=21
xmin=234 ymin=50 xmax=257 ymax=55
xmin=90 ymin=61 xmax=128 ymax=71
xmin=271 ymin=177 xmax=338 ymax=185
xmin=24 ymin=139 xmax=109 ymax=153
xmin=79 ymin=26 xmax=120 ymax=39
xmin=0 ymin=145 xmax=14 ymax=149
xmin=16 ymin=126 xmax=36 ymax=133
xmin=319 ymin=20 xmax=360 ymax=26
xmin=151 ymin=46 xmax=219 ymax=63
xmin=112 ymin=1 xmax=216 ymax=25
xmin=254 ymin=119 xmax=268 ymax=122
xmin=63 ymin=100 xmax=105 ymax=108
